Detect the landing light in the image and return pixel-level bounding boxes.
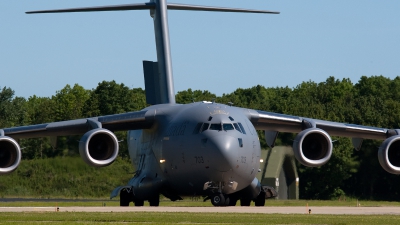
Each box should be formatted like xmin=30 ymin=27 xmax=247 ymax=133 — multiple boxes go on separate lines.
xmin=228 ymin=181 xmax=238 ymax=191
xmin=160 ymin=159 xmax=166 ymax=163
xmin=260 ymin=159 xmax=264 ymax=163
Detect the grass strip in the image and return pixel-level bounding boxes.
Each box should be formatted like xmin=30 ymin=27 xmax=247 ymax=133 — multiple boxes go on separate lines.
xmin=0 ymin=212 xmax=399 ymax=225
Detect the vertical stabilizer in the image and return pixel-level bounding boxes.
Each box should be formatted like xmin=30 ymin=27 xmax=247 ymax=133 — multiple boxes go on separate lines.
xmin=149 ymin=0 xmax=176 ymax=104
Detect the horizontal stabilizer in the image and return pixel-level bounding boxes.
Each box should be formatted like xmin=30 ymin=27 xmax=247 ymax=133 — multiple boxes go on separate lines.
xmin=167 ymin=3 xmax=280 ymax=14
xmin=26 ymin=3 xmax=155 ymax=14
xmin=26 ymin=2 xmax=279 ymax=15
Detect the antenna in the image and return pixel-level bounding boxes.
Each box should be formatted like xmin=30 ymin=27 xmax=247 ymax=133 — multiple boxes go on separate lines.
xmin=27 ymin=0 xmax=279 ymax=105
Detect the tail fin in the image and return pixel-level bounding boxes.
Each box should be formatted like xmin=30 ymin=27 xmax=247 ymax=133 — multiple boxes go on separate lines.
xmin=27 ymin=1 xmax=279 ymax=105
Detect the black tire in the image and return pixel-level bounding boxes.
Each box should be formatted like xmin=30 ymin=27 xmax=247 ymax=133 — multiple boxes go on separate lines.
xmin=149 ymin=196 xmax=160 ymax=207
xmin=255 ymin=192 xmax=266 ymax=207
xmin=224 ymin=196 xmax=230 ymax=206
xmin=134 ymin=199 xmax=144 ymax=206
xmin=211 ymin=193 xmax=226 ymax=207
xmin=240 ymin=198 xmax=251 ymax=206
xmin=119 ymin=189 xmax=131 ymax=207
xmin=228 ymin=197 xmax=237 ymax=206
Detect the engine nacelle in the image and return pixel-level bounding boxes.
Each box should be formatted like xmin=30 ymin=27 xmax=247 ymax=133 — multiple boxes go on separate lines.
xmin=79 ymin=128 xmax=119 ymax=167
xmin=0 ymin=136 xmax=22 ymax=174
xmin=378 ymin=135 xmax=400 ymax=174
xmin=293 ymin=128 xmax=333 ymax=167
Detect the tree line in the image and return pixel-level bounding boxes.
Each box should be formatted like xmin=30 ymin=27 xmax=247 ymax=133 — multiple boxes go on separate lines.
xmin=1 ymin=76 xmax=400 ymax=200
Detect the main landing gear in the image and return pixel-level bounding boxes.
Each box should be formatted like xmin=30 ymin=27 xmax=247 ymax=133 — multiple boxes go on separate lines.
xmin=119 ymin=188 xmax=133 ymax=207
xmin=119 ymin=188 xmax=159 ymax=207
xmin=206 ymin=186 xmax=276 ymax=207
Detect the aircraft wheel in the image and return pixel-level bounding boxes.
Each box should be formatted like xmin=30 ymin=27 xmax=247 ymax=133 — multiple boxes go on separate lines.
xmin=119 ymin=189 xmax=131 ymax=207
xmin=134 ymin=199 xmax=144 ymax=206
xmin=211 ymin=193 xmax=226 ymax=207
xmin=228 ymin=197 xmax=237 ymax=206
xmin=240 ymin=198 xmax=251 ymax=206
xmin=224 ymin=196 xmax=230 ymax=206
xmin=254 ymin=192 xmax=266 ymax=207
xmin=149 ymin=196 xmax=160 ymax=207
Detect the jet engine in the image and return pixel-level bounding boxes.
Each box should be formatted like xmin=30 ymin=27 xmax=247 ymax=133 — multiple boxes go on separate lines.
xmin=293 ymin=128 xmax=333 ymax=167
xmin=378 ymin=135 xmax=400 ymax=174
xmin=0 ymin=136 xmax=22 ymax=174
xmin=79 ymin=128 xmax=119 ymax=167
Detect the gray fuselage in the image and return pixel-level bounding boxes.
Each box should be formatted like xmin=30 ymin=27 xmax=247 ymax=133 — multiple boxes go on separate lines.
xmin=127 ymin=101 xmax=261 ymax=197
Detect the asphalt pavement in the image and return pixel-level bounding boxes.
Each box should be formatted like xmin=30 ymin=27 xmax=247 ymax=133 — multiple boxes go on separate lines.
xmin=0 ymin=206 xmax=399 ymax=214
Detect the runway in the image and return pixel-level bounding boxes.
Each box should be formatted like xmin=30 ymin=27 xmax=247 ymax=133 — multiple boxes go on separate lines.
xmin=0 ymin=206 xmax=399 ymax=215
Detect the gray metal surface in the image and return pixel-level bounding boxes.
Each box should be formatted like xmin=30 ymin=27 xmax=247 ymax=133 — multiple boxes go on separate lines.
xmin=166 ymin=3 xmax=280 ymax=14
xmin=151 ymin=0 xmax=175 ymax=104
xmin=251 ymin=109 xmax=390 ymax=139
xmin=3 ymin=110 xmax=153 ymax=138
xmin=26 ymin=3 xmax=156 ymax=14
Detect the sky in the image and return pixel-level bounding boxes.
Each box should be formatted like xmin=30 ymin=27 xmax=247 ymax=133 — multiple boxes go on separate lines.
xmin=1 ymin=1 xmax=399 ymax=98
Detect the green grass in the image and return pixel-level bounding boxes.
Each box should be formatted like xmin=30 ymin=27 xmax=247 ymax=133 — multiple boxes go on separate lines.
xmin=1 ymin=199 xmax=400 ymax=224
xmin=0 ymin=212 xmax=399 ymax=225
xmin=0 ymin=157 xmax=133 ymax=198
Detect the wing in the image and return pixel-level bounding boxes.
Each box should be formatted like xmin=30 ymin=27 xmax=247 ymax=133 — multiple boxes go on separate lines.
xmin=249 ymin=109 xmax=394 ymax=140
xmin=0 ymin=109 xmax=156 ymax=174
xmin=2 ymin=110 xmax=155 ymax=139
xmin=247 ymin=109 xmax=400 ymax=174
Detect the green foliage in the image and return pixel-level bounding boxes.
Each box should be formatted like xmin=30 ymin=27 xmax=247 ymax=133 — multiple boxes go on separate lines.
xmin=25 ymin=95 xmax=55 ymax=124
xmin=1 ymin=212 xmax=400 ymax=225
xmin=1 ymin=75 xmax=400 ymax=200
xmin=0 ymin=87 xmax=27 ymax=127
xmin=299 ymin=138 xmax=357 ymax=200
xmin=175 ymin=88 xmax=216 ymax=104
xmin=83 ymin=80 xmax=146 ymax=117
xmin=53 ymin=84 xmax=90 ymax=121
xmin=0 ymin=157 xmax=132 ymax=198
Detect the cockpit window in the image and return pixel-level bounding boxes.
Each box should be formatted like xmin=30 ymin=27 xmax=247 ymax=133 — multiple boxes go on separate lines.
xmin=209 ymin=123 xmax=222 ymax=131
xmin=238 ymin=122 xmax=247 ymax=134
xmin=196 ymin=122 xmax=242 ymax=133
xmin=223 ymin=123 xmax=234 ymax=131
xmin=233 ymin=123 xmax=242 ymax=133
xmin=193 ymin=122 xmax=203 ymax=134
xmin=201 ymin=123 xmax=210 ymax=132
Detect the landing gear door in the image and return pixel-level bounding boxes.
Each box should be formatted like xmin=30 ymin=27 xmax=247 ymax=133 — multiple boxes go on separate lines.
xmin=128 ymin=130 xmax=143 ymax=166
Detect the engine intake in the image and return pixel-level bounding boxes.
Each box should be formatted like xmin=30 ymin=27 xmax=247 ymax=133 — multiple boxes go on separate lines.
xmin=293 ymin=128 xmax=333 ymax=167
xmin=378 ymin=135 xmax=400 ymax=174
xmin=0 ymin=136 xmax=22 ymax=174
xmin=79 ymin=128 xmax=119 ymax=167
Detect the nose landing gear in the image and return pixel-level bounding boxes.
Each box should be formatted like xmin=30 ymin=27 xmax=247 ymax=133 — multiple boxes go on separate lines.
xmin=203 ymin=181 xmax=232 ymax=207
xmin=211 ymin=193 xmax=229 ymax=206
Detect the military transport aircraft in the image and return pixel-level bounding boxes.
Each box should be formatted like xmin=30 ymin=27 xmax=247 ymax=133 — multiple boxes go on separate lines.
xmin=1 ymin=0 xmax=400 ymax=207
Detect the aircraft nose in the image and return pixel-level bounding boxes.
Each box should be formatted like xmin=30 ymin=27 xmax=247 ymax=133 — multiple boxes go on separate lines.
xmin=206 ymin=133 xmax=239 ymax=172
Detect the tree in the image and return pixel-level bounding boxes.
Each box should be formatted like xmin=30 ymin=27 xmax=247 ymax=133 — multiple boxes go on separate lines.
xmin=53 ymin=84 xmax=90 ymax=121
xmin=299 ymin=138 xmax=358 ymax=199
xmin=0 ymin=87 xmax=17 ymax=127
xmin=175 ymin=88 xmax=216 ymax=104
xmin=84 ymin=81 xmax=146 ymax=117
